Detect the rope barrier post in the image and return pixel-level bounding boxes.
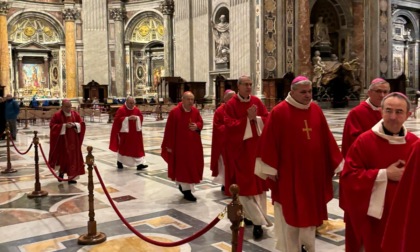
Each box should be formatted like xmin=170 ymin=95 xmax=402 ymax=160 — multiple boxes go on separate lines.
xmin=156 ymin=104 xmax=163 ymax=121
xmin=24 ymin=107 xmax=29 ymax=129
xmin=227 ymin=184 xmax=243 ymax=252
xmin=78 ymin=146 xmax=107 ymax=245
xmin=27 ymin=131 xmax=48 ymax=198
xmin=2 ymin=122 xmax=17 ymax=174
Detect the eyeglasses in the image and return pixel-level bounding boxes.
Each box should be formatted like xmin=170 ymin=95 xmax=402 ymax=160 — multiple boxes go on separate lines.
xmin=372 ymin=89 xmax=390 ymax=94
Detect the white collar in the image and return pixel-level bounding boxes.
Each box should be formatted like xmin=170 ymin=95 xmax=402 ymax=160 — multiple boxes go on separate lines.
xmin=285 ymin=92 xmax=311 ymax=110
xmin=237 ymin=94 xmax=251 ymax=102
xmin=366 ymin=98 xmax=381 ymax=111
xmin=182 ymin=104 xmax=191 ymax=112
xmin=371 ymin=119 xmax=407 ymax=144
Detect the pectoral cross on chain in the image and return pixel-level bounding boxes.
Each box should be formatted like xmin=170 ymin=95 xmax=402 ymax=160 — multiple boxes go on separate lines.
xmin=302 ymin=120 xmax=312 ymax=140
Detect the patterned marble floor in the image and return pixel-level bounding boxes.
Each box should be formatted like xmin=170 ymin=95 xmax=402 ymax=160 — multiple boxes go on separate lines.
xmin=1 ymin=105 xmax=420 ymax=252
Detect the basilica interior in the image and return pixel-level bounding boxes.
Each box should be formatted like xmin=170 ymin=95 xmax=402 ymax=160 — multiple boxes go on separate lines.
xmin=1 ymin=0 xmax=420 ymax=251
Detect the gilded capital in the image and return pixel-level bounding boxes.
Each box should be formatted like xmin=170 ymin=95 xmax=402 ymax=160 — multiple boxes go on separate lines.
xmin=109 ymin=8 xmax=125 ymax=21
xmin=160 ymin=0 xmax=174 ymax=15
xmin=62 ymin=8 xmax=80 ymax=21
xmin=0 ymin=1 xmax=10 ymax=16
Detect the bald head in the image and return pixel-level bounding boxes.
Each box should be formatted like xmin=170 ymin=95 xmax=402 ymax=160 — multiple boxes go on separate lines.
xmin=182 ymin=91 xmax=195 ymax=111
xmin=61 ymin=99 xmax=72 ymax=113
xmin=126 ymin=96 xmax=135 ymax=109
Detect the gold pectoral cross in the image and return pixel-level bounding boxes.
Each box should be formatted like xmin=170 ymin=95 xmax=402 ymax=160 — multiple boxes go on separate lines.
xmin=302 ymin=120 xmax=312 ymax=140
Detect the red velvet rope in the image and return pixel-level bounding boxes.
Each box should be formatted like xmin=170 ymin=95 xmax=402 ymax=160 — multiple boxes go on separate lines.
xmin=93 ymin=164 xmax=223 ymax=247
xmin=8 ymin=133 xmax=33 ymax=155
xmin=38 ymin=143 xmax=77 ymax=181
xmin=236 ymin=223 xmax=245 ymax=252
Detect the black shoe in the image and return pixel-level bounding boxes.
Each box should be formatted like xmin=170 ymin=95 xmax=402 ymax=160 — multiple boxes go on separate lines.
xmin=244 ymin=218 xmax=254 ymax=226
xmin=221 ymin=185 xmax=225 ymax=192
xmin=183 ymin=190 xmax=197 ymax=202
xmin=117 ymin=161 xmax=123 ymax=169
xmin=302 ymin=245 xmax=307 ymax=252
xmin=137 ymin=164 xmax=148 ymax=170
xmin=178 ymin=185 xmax=185 ymax=195
xmin=253 ymin=225 xmax=263 ymax=239
xmin=68 ymin=180 xmax=77 ymax=184
xmin=58 ymin=173 xmax=64 ymax=182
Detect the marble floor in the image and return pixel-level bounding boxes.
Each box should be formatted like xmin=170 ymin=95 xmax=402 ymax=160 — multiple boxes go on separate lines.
xmin=1 ymin=106 xmax=420 ymax=252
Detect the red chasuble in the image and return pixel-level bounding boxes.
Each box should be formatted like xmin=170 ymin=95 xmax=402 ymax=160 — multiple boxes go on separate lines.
xmin=109 ymin=105 xmax=145 ymax=158
xmin=210 ymin=104 xmax=227 ymax=175
xmin=340 ymin=130 xmax=418 ymax=252
xmin=382 ymin=139 xmax=420 ymax=252
xmin=161 ymin=103 xmax=204 ymax=183
xmin=258 ymin=101 xmax=342 ymax=227
xmin=341 ymin=101 xmax=382 ymax=157
xmin=48 ymin=110 xmax=86 ymax=177
xmin=224 ymin=95 xmax=268 ymax=196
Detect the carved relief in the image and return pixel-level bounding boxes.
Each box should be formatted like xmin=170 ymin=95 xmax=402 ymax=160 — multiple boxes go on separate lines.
xmin=160 ymin=0 xmax=175 ymax=15
xmin=62 ymin=8 xmax=80 ymax=21
xmin=9 ymin=18 xmax=62 ymax=44
xmin=379 ymin=0 xmax=389 ymax=76
xmin=109 ymin=8 xmax=126 ymax=21
xmin=0 ymin=1 xmax=10 ymax=15
xmin=131 ymin=17 xmax=164 ymax=43
xmin=263 ymin=0 xmax=277 ymax=78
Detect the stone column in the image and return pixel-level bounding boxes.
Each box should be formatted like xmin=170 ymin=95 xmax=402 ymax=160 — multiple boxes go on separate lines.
xmin=0 ymin=1 xmax=10 ymax=94
xmin=63 ymin=5 xmax=79 ymax=98
xmin=296 ymin=0 xmax=311 ymax=76
xmin=161 ymin=0 xmax=174 ymax=77
xmin=110 ymin=7 xmax=126 ymax=97
xmin=43 ymin=56 xmax=49 ymax=88
xmin=18 ymin=56 xmax=24 ymax=88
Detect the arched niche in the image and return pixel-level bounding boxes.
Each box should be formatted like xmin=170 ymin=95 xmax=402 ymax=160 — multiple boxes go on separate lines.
xmin=310 ymin=0 xmax=353 ymax=60
xmin=7 ymin=11 xmax=65 ymax=45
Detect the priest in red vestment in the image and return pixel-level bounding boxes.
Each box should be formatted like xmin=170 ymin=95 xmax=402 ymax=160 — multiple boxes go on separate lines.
xmin=255 ymin=76 xmax=343 ymax=251
xmin=109 ymin=96 xmax=147 ymax=170
xmin=341 ymin=78 xmax=390 ymax=157
xmin=161 ymin=91 xmax=204 ymax=202
xmin=382 ymin=138 xmax=420 ymax=252
xmin=210 ymin=89 xmax=235 ymax=194
xmin=49 ymin=100 xmax=86 ymax=184
xmin=340 ymin=92 xmax=418 ymax=252
xmin=340 ymin=77 xmax=390 ymax=251
xmin=224 ymin=75 xmax=271 ymax=239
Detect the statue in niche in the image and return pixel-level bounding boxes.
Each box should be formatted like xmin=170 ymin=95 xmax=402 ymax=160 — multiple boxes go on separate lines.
xmin=312 ymin=50 xmax=326 ymax=87
xmin=211 ymin=14 xmax=230 ymax=63
xmin=312 ymin=16 xmax=331 ymax=47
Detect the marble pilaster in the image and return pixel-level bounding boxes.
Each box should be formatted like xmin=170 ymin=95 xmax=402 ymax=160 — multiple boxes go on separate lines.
xmin=18 ymin=57 xmax=23 ymax=88
xmin=43 ymin=57 xmax=49 ymax=88
xmin=110 ymin=7 xmax=126 ymax=97
xmin=296 ymin=0 xmax=311 ymax=76
xmin=0 ymin=1 xmax=10 ymax=94
xmin=352 ymin=1 xmax=365 ymax=87
xmin=63 ymin=7 xmax=79 ymax=98
xmin=161 ymin=0 xmax=174 ymax=77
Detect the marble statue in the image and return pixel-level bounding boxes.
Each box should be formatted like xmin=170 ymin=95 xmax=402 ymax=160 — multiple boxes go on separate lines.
xmin=312 ymin=16 xmax=331 ymax=46
xmin=211 ymin=15 xmax=230 ymax=63
xmin=312 ymin=50 xmax=326 ymax=87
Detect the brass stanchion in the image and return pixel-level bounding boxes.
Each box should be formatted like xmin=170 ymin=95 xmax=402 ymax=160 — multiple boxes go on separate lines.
xmin=27 ymin=131 xmax=48 ymax=198
xmin=24 ymin=107 xmax=29 ymax=129
xmin=227 ymin=184 xmax=243 ymax=252
xmin=2 ymin=122 xmax=17 ymax=174
xmin=78 ymin=146 xmax=107 ymax=245
xmin=156 ymin=104 xmax=163 ymax=121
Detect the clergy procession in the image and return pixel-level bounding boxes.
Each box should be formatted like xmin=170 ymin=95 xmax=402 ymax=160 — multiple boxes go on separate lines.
xmin=1 ymin=75 xmax=420 ymax=252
